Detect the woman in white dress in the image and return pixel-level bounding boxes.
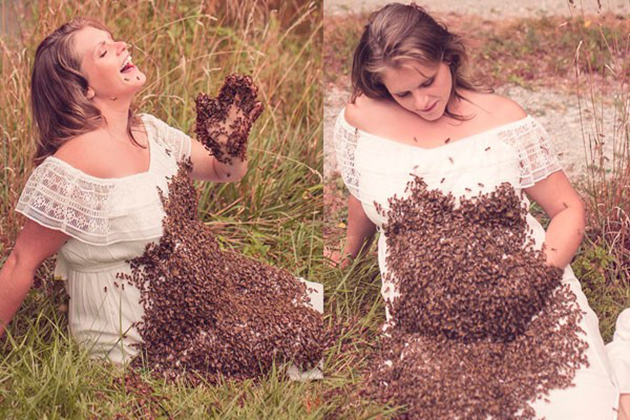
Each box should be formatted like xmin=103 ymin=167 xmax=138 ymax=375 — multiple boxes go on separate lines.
xmin=332 ymin=3 xmax=630 ymax=418
xmin=0 ymin=17 xmax=323 ymax=368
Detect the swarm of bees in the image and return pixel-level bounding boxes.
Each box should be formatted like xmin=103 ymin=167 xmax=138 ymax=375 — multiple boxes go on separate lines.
xmin=117 ymin=159 xmax=325 ymax=383
xmin=111 ymin=370 xmax=164 ymax=418
xmin=195 ymin=74 xmax=264 ymax=165
xmin=362 ymin=176 xmax=588 ymax=419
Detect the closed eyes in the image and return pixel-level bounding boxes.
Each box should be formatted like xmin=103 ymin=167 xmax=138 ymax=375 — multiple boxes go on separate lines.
xmin=97 ymin=36 xmax=116 ymax=58
xmin=395 ymin=78 xmax=435 ymax=98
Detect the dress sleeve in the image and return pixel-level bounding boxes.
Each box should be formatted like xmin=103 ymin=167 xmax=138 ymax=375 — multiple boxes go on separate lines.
xmin=333 ymin=109 xmax=361 ymax=200
xmin=15 ymin=159 xmax=115 ymax=244
xmin=142 ymin=113 xmax=192 ymax=163
xmin=515 ymin=117 xmax=563 ymax=188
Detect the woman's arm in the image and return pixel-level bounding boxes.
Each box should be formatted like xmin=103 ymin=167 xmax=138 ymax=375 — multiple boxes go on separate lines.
xmin=328 ymin=195 xmax=377 ymax=268
xmin=523 ymin=171 xmax=586 ymax=268
xmin=527 ymin=172 xmax=630 ymax=417
xmin=188 ymin=138 xmax=248 ymax=182
xmin=0 ymin=220 xmax=69 ymax=337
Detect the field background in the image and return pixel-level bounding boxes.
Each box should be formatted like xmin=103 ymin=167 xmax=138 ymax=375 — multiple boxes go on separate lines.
xmin=322 ymin=0 xmax=630 ymax=417
xmin=0 ymin=0 xmax=327 ymax=418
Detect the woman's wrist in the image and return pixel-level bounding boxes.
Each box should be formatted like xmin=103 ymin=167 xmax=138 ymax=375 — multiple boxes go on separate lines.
xmin=324 ymin=247 xmax=353 ymax=269
xmin=542 ymin=246 xmax=564 ymax=269
xmin=213 ymin=157 xmax=248 ymax=181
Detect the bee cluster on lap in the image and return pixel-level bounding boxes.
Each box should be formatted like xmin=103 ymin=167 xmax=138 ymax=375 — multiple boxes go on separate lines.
xmin=113 ymin=76 xmax=327 ymax=383
xmin=362 ymin=177 xmax=588 ymax=419
xmin=117 ymin=159 xmax=327 ymax=383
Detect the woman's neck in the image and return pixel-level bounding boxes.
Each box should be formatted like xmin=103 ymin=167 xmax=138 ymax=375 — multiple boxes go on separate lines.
xmin=93 ymin=95 xmax=134 ymax=140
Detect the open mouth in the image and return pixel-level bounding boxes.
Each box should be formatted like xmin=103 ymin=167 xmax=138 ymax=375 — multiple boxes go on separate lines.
xmin=120 ymin=55 xmax=135 ymax=73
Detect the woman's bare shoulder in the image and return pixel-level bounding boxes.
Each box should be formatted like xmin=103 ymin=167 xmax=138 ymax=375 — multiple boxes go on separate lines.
xmin=471 ymin=92 xmax=528 ymax=124
xmin=344 ymin=95 xmax=397 ymax=132
xmin=461 ymin=90 xmax=526 ymax=121
xmin=53 ymin=132 xmax=111 ymax=178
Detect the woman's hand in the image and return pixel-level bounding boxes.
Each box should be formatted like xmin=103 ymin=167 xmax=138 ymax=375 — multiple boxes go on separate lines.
xmin=195 ymin=74 xmax=264 ymax=165
xmin=338 ymin=195 xmax=377 ymax=265
xmin=324 ymin=247 xmax=352 ymax=269
xmin=0 ymin=220 xmax=69 ymax=337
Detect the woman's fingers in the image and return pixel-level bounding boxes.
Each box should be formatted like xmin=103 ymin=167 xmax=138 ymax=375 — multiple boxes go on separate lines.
xmin=194 ymin=92 xmax=216 ymax=121
xmin=194 ymin=73 xmax=262 ymax=164
xmin=249 ymin=101 xmax=264 ymax=122
xmin=323 ymin=247 xmax=353 ymax=269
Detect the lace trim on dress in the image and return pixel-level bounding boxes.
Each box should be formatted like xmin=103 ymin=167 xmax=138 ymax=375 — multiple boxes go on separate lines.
xmin=15 ymin=156 xmax=168 ymax=245
xmin=14 ymin=113 xmax=193 ymax=246
xmin=333 ymin=111 xmax=361 ymax=199
xmin=495 ymin=117 xmax=562 ymax=188
xmin=15 ymin=158 xmax=116 ymax=244
xmin=332 ymin=110 xmax=563 ymax=197
xmin=140 ymin=113 xmax=192 ymax=163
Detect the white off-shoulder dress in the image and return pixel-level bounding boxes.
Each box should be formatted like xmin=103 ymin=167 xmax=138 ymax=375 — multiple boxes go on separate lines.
xmin=15 ymin=113 xmax=323 ymax=368
xmin=334 ymin=109 xmax=630 ymax=419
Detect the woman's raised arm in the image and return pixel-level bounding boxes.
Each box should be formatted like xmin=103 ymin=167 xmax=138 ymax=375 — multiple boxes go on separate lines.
xmin=0 ymin=219 xmax=70 ymax=337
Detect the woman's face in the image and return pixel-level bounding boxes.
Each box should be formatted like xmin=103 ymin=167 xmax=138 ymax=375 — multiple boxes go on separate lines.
xmin=73 ymin=26 xmax=146 ymax=100
xmin=380 ymin=60 xmax=453 ymax=121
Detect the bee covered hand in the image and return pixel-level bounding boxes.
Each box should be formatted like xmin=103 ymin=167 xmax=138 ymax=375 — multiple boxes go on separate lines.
xmin=194 ymin=74 xmax=264 ymax=165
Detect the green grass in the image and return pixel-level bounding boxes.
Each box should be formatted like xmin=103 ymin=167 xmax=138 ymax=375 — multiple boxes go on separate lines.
xmin=2 ymin=1 xmax=630 ymax=418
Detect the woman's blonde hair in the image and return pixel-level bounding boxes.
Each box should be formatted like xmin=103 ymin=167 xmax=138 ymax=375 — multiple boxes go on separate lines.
xmin=31 ymin=17 xmax=143 ymax=166
xmin=351 ymin=3 xmax=491 ymax=120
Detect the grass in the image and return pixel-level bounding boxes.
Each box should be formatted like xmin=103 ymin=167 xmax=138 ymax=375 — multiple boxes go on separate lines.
xmin=2 ymin=0 xmax=629 ymax=418
xmin=569 ymin=6 xmax=630 ymax=342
